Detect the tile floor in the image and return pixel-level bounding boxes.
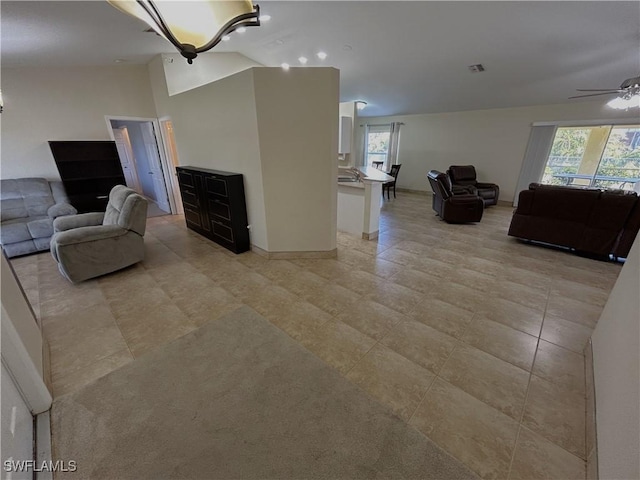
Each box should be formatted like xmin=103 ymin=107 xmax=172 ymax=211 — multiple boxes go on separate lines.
xmin=11 ymin=193 xmax=622 ymax=480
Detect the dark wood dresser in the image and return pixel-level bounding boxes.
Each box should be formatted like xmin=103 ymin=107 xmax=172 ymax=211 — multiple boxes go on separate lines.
xmin=49 ymin=141 xmax=126 ymax=213
xmin=176 ymin=166 xmax=250 ymax=254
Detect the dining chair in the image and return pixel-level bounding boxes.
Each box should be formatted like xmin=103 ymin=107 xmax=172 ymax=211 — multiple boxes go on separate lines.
xmin=372 ymin=161 xmax=384 ymax=170
xmin=382 ymin=164 xmax=402 ymax=199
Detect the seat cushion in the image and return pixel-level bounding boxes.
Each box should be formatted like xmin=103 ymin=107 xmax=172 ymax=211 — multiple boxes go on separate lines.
xmin=1 ymin=218 xmax=32 ymax=244
xmin=2 ymin=240 xmax=37 ymax=258
xmin=27 ymin=217 xmax=54 ymax=239
xmin=477 ymin=189 xmax=497 ymax=200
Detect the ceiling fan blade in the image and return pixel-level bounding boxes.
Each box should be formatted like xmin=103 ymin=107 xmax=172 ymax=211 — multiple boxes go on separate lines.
xmin=569 ymin=92 xmax=620 ymax=99
xmin=575 ymin=88 xmax=622 ymax=92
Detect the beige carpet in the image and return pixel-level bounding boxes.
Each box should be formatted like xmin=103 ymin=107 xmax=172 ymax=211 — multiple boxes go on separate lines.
xmin=51 ymin=306 xmax=478 ymax=479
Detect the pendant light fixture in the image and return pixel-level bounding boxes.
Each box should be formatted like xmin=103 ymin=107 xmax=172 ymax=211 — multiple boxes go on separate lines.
xmin=108 ymin=0 xmax=260 ymax=64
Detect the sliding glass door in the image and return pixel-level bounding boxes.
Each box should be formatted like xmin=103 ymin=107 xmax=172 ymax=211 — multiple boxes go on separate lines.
xmin=542 ymin=125 xmax=640 ymax=191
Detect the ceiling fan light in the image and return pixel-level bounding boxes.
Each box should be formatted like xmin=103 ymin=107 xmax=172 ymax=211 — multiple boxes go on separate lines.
xmin=607 ymin=95 xmax=640 ymax=110
xmin=107 ymin=0 xmax=260 ymax=64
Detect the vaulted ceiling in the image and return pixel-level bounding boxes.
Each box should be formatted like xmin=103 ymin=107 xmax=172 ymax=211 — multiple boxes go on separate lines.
xmin=2 ymin=1 xmax=639 ymax=116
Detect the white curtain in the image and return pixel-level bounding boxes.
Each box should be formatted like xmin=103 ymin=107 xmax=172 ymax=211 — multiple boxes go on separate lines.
xmin=513 ymin=125 xmax=557 ymax=206
xmin=387 ymin=122 xmax=402 ymax=168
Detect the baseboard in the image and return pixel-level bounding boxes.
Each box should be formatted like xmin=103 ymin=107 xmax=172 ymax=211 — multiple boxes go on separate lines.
xmin=396 ymin=189 xmax=513 ymax=208
xmin=251 ymin=245 xmax=337 ymax=260
xmin=36 ymin=411 xmax=53 ymax=480
xmin=42 ymin=338 xmax=53 ymax=395
xmin=396 ymin=188 xmax=430 ymax=196
xmin=585 ymin=339 xmax=599 ymax=479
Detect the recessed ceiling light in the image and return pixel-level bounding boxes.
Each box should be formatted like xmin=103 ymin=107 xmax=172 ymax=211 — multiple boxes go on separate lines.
xmin=275 ymin=39 xmax=284 ymax=45
xmin=298 ymin=56 xmax=308 ymax=64
xmin=222 ymin=35 xmax=231 ymax=42
xmin=114 ymin=59 xmax=127 ymax=63
xmin=237 ymin=27 xmax=247 ymax=33
xmin=316 ymin=51 xmax=327 ymax=60
xmin=342 ymin=45 xmax=352 ymax=51
xmin=281 ymin=63 xmax=290 ymax=70
xmin=259 ymin=14 xmax=271 ymax=22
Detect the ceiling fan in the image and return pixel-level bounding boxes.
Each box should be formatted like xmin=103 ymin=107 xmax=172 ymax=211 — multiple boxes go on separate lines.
xmin=569 ymin=75 xmax=640 ymax=99
xmin=569 ymin=75 xmax=640 ymax=109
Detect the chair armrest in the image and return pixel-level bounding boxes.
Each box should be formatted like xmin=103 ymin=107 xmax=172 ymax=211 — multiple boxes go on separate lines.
xmin=476 ymin=182 xmax=499 ymax=190
xmin=452 ymin=185 xmax=477 ymax=195
xmin=53 ymin=212 xmax=105 ymax=232
xmin=47 ymin=202 xmax=77 ymax=220
xmin=448 ymin=194 xmax=484 ymax=205
xmin=53 ymin=224 xmax=128 ymax=247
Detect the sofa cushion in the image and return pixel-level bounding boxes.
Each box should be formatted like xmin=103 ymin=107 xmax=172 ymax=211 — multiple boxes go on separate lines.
xmin=0 ymin=198 xmax=29 ymax=221
xmin=1 ymin=178 xmax=55 ymax=221
xmin=1 ymin=218 xmax=32 ymax=244
xmin=27 ymin=217 xmax=54 ymax=239
xmin=530 ymin=185 xmax=599 ymax=223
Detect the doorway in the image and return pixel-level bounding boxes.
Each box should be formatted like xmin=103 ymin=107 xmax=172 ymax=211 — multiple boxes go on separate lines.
xmin=106 ymin=117 xmax=176 ymax=216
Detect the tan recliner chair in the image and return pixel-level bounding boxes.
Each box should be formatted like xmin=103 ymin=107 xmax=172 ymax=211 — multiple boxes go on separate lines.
xmin=50 ymin=185 xmax=148 ymax=283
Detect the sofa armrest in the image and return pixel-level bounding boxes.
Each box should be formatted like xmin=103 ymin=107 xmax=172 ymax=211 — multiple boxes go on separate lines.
xmin=476 ymin=182 xmax=499 ymax=190
xmin=53 ymin=212 xmax=105 ymax=233
xmin=47 ymin=202 xmax=77 ymax=220
xmin=53 ymin=224 xmax=128 ymax=247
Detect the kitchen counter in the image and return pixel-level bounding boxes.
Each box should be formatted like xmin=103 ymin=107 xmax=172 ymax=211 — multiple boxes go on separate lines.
xmin=337 ymin=166 xmax=391 ymax=240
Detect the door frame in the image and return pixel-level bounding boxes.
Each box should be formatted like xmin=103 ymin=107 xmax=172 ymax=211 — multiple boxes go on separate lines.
xmin=158 ymin=116 xmax=184 ymax=214
xmin=104 ymin=115 xmax=178 ymax=214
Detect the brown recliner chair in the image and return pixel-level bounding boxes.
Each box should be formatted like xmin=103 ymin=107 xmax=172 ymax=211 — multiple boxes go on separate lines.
xmin=447 ymin=165 xmax=500 ymax=206
xmin=427 ymin=171 xmax=484 ymax=224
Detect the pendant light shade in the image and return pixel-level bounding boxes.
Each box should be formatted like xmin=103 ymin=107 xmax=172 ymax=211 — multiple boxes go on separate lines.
xmin=108 ymin=0 xmax=260 ymax=64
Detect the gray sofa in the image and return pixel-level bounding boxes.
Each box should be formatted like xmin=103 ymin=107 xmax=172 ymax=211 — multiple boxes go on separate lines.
xmin=50 ymin=185 xmax=148 ymax=283
xmin=1 ymin=178 xmax=77 ymax=258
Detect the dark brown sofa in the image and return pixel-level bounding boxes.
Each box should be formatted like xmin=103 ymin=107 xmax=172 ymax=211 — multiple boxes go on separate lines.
xmin=508 ymin=183 xmax=640 ymax=259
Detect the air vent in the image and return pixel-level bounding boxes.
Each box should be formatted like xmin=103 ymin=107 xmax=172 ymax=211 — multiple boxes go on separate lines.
xmin=468 ymin=64 xmax=486 ymax=73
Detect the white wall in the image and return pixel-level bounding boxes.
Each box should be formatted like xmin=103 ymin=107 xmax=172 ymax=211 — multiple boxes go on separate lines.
xmin=254 ymin=68 xmax=339 ymax=253
xmin=360 ymin=101 xmax=639 ymax=202
xmin=1 ymin=66 xmax=158 ymax=180
xmin=148 ymin=59 xmax=339 ymax=254
xmin=148 ymin=59 xmax=267 ymax=249
xmin=162 ymin=52 xmax=263 ymax=96
xmin=1 ymin=254 xmax=52 ymax=414
xmin=591 ymin=235 xmax=640 ymax=480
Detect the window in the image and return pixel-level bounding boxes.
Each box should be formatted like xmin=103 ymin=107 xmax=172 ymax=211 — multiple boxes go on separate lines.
xmin=364 ymin=122 xmax=402 ymax=170
xmin=542 ymin=125 xmax=640 ymax=191
xmin=365 ymin=125 xmax=391 ymax=169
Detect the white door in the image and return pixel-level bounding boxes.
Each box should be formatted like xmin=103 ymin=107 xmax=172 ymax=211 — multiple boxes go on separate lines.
xmin=113 ymin=127 xmax=142 ymax=194
xmin=140 ymin=122 xmax=171 ymax=212
xmin=1 ymin=363 xmax=34 ymax=480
